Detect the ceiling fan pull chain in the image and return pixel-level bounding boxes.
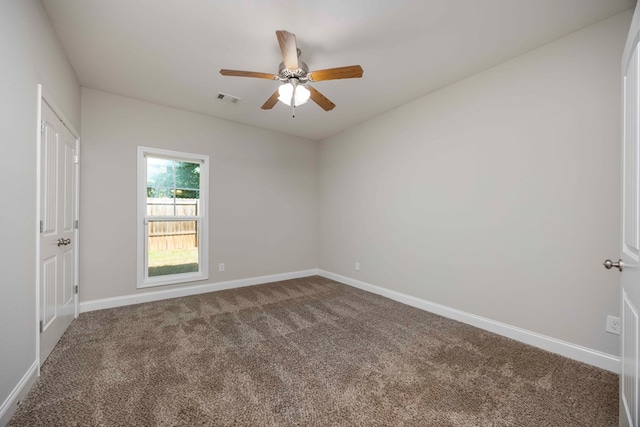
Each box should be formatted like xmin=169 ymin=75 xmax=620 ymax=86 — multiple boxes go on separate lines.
xmin=291 ymin=88 xmax=296 ymax=117
xmin=291 ymin=83 xmax=296 ymax=117
xmin=220 ymin=30 xmax=360 ymax=112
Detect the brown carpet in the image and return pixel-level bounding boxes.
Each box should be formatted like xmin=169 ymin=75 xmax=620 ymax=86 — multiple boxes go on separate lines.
xmin=9 ymin=276 xmax=617 ymax=426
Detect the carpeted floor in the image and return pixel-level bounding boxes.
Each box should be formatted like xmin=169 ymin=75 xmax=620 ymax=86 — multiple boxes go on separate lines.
xmin=9 ymin=276 xmax=617 ymax=426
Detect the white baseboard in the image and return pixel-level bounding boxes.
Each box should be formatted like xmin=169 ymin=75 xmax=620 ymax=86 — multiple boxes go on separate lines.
xmin=79 ymin=267 xmax=619 ymax=373
xmin=319 ymin=270 xmax=620 ymax=373
xmin=80 ymin=269 xmax=318 ymax=313
xmin=0 ymin=360 xmax=38 ymax=427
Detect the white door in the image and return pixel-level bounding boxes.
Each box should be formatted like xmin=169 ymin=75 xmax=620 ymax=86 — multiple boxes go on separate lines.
xmin=39 ymin=100 xmax=77 ymax=365
xmin=619 ymin=7 xmax=640 ymax=427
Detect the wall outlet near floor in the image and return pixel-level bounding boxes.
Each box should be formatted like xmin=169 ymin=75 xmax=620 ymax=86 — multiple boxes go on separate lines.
xmin=605 ymin=315 xmax=620 ymax=335
xmin=218 ymin=263 xmax=225 ymax=272
xmin=355 ymin=262 xmax=360 ymax=271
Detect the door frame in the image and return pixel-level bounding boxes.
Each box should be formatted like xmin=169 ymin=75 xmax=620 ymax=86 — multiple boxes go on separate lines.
xmin=35 ymin=84 xmax=80 ymax=372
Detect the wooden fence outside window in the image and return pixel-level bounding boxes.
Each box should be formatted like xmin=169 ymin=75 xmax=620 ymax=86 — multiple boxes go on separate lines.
xmin=147 ymin=198 xmax=199 ymax=251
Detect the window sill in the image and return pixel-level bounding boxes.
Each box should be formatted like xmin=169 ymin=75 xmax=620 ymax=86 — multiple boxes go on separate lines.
xmin=137 ymin=272 xmax=208 ymax=289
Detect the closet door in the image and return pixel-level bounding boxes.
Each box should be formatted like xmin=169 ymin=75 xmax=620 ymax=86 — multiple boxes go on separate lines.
xmin=39 ymin=99 xmax=77 ymax=365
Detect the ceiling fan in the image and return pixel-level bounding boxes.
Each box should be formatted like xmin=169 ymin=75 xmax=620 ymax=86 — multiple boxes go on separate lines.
xmin=220 ymin=30 xmax=363 ymax=114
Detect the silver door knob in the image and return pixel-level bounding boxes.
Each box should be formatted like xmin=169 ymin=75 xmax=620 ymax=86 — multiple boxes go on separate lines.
xmin=56 ymin=238 xmax=71 ymax=247
xmin=603 ymin=259 xmax=624 ymax=271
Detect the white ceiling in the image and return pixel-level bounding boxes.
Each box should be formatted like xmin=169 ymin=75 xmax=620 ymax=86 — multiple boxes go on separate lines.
xmin=41 ymin=0 xmax=635 ymax=141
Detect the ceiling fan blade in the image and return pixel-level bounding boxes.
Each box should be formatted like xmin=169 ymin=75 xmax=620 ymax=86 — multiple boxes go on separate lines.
xmin=261 ymin=90 xmax=280 ymax=110
xmin=308 ymin=65 xmax=364 ymax=82
xmin=276 ymin=30 xmax=299 ymax=70
xmin=308 ymin=86 xmax=336 ymax=111
xmin=220 ymin=69 xmax=279 ymax=80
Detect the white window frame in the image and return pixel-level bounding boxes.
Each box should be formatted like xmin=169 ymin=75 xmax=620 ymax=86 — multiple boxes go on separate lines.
xmin=137 ymin=146 xmax=209 ymax=288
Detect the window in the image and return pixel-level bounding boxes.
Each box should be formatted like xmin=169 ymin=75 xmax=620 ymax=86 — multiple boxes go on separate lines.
xmin=137 ymin=147 xmax=209 ymax=288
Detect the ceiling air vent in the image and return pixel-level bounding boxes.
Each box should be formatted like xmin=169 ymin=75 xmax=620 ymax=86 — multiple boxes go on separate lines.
xmin=216 ymin=92 xmax=241 ymax=104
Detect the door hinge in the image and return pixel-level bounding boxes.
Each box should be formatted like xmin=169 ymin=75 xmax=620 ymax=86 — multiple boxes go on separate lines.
xmin=74 ymin=285 xmax=78 ymax=294
xmin=74 ymin=220 xmax=79 ymax=229
xmin=39 ymin=320 xmax=43 ymax=333
xmin=39 ymin=220 xmax=43 ymax=233
xmin=40 ymin=120 xmax=45 ymax=134
xmin=73 ymin=155 xmax=79 ymax=164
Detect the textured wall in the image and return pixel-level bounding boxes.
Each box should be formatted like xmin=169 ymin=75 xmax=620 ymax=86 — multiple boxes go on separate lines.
xmin=80 ymin=89 xmax=318 ymax=301
xmin=0 ymin=0 xmax=80 ymax=419
xmin=318 ymin=11 xmax=631 ymax=356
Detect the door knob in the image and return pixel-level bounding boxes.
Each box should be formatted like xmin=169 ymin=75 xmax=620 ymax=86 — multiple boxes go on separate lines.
xmin=603 ymin=259 xmax=624 ymax=271
xmin=56 ymin=238 xmax=71 ymax=247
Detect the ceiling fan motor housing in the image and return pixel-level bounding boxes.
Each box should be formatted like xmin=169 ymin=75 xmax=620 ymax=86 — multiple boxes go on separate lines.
xmin=279 ymin=60 xmax=309 ymax=82
xmin=220 ymin=30 xmax=361 ymax=111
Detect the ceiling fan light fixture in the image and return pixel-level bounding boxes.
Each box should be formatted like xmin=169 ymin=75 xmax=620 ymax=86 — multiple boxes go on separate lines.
xmin=295 ymin=84 xmax=310 ymax=105
xmin=220 ymin=30 xmax=362 ymax=112
xmin=278 ymin=82 xmax=310 ymax=107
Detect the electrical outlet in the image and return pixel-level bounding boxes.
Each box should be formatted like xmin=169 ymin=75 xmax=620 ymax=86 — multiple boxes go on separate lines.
xmin=355 ymin=262 xmax=360 ymax=271
xmin=606 ymin=315 xmax=620 ymax=335
xmin=218 ymin=263 xmax=225 ymax=272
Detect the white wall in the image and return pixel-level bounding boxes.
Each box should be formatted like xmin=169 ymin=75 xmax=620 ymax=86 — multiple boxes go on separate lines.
xmin=318 ymin=11 xmax=631 ymax=357
xmin=80 ymin=89 xmax=317 ymax=302
xmin=0 ymin=6 xmax=630 ymax=422
xmin=0 ymin=0 xmax=80 ymax=422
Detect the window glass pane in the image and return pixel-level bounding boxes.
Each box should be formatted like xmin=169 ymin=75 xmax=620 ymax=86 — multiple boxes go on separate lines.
xmin=139 ymin=147 xmax=208 ymax=288
xmin=174 ymin=161 xmax=200 ymax=191
xmin=147 ymin=157 xmax=175 ymax=198
xmin=147 ymin=220 xmax=199 ymax=277
xmin=146 ymin=157 xmax=200 ymax=217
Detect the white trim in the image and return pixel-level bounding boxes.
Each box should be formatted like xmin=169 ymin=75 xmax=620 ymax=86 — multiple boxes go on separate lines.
xmin=36 ymin=85 xmax=81 ymax=371
xmin=137 ymin=146 xmax=210 ymax=289
xmin=41 ymin=87 xmax=79 ymax=138
xmin=35 ymin=84 xmax=42 ymax=373
xmin=318 ymin=270 xmax=621 ymax=373
xmin=80 ymin=269 xmax=318 ymax=313
xmin=79 ymin=267 xmax=620 ymax=372
xmin=74 ymin=137 xmax=80 ymax=318
xmin=0 ymin=360 xmax=38 ymax=426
